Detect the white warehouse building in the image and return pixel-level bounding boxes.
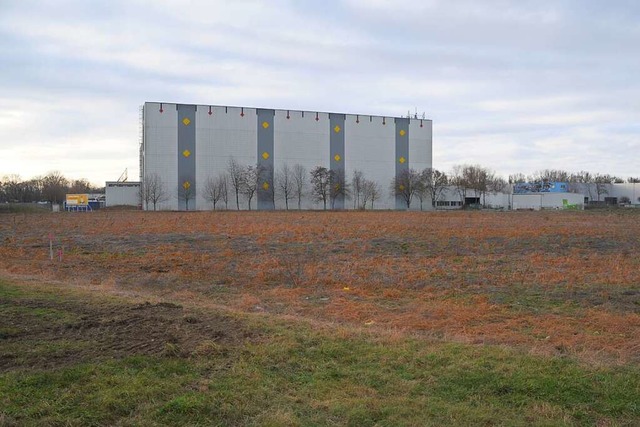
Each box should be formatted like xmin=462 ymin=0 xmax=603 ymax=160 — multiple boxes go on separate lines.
xmin=141 ymin=102 xmax=433 ymax=210
xmin=105 ymin=181 xmax=141 ymax=208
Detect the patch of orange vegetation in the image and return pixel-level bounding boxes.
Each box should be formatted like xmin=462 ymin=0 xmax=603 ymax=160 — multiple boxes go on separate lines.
xmin=1 ymin=210 xmax=639 ymax=365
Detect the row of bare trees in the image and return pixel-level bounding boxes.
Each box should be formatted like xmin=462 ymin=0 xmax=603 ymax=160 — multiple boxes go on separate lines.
xmin=0 ymin=172 xmax=100 ymax=204
xmin=508 ymin=169 xmax=638 ymax=185
xmin=142 ymin=158 xmax=389 ymax=210
xmin=391 ymin=168 xmax=450 ymax=209
xmin=199 ymin=159 xmax=309 ymax=211
xmin=140 ymin=161 xmax=640 ymax=211
xmin=449 ymin=165 xmax=508 ymax=207
xmin=391 ymin=165 xmax=640 ymax=208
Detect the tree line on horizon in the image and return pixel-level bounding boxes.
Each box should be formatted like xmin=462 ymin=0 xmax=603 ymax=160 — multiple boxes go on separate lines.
xmin=0 ymin=172 xmax=102 ymax=204
xmin=2 ymin=166 xmax=638 ymax=208
xmin=140 ymin=159 xmax=640 ymax=211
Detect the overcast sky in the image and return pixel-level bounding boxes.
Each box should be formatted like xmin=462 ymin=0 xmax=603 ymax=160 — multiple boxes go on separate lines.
xmin=1 ymin=0 xmax=638 ymax=185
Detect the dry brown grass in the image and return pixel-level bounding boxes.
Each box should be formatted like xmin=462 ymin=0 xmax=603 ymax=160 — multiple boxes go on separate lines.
xmin=1 ymin=209 xmax=638 ymax=365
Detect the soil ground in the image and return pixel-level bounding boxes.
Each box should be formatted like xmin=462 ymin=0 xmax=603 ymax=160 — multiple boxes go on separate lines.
xmin=0 ymin=281 xmax=253 ymax=372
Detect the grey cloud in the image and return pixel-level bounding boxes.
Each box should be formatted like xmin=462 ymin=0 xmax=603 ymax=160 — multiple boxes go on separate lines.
xmin=0 ymin=0 xmax=638 ymax=182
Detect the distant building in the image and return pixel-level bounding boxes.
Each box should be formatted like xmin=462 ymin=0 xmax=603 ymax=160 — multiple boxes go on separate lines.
xmin=436 ymin=183 xmax=584 ymax=210
xmin=513 ymin=181 xmax=569 ymax=194
xmin=105 ymin=181 xmax=140 ymax=207
xmin=606 ymin=182 xmax=640 ymax=206
xmin=140 ymin=102 xmax=433 ymax=210
xmin=512 ymin=192 xmax=584 ymax=210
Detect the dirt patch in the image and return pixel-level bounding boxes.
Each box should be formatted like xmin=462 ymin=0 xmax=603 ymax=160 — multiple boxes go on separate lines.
xmin=0 ymin=294 xmax=256 ymax=372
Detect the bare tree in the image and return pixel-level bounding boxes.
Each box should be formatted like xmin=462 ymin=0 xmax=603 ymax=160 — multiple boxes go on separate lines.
xmin=628 ymin=177 xmax=640 ymax=183
xmin=414 ymin=173 xmax=428 ymax=211
xmin=361 ymin=179 xmax=381 ymax=209
xmin=219 ymin=174 xmax=229 ymax=209
xmin=422 ymin=168 xmax=448 ymax=209
xmin=227 ymin=157 xmax=244 ymax=210
xmin=69 ymin=178 xmax=95 ymax=194
xmin=141 ymin=173 xmax=169 ymax=211
xmin=489 ymin=176 xmax=508 ymax=195
xmin=0 ymin=175 xmax=46 ymax=203
xmin=330 ymin=169 xmax=349 ymax=209
xmin=178 ymin=178 xmax=195 ymax=211
xmin=351 ymin=170 xmax=364 ymax=209
xmin=454 ymin=165 xmax=483 ymax=206
xmin=477 ymin=167 xmax=493 ymax=207
xmin=2 ymin=174 xmax=26 ymax=202
xmin=0 ymin=173 xmax=97 ymax=205
xmin=29 ymin=178 xmax=45 ymax=202
xmin=21 ymin=178 xmax=42 ymax=203
xmin=390 ymin=168 xmax=420 ymax=209
xmin=450 ymin=164 xmax=496 ymax=207
xmin=450 ymin=165 xmax=469 ymax=206
xmin=508 ymin=173 xmax=527 ymax=184
xmin=239 ymin=164 xmax=259 ymax=210
xmin=529 ymin=169 xmax=571 ymax=183
xmin=41 ymin=171 xmax=69 ymax=204
xmin=570 ymin=171 xmax=595 ymax=201
xmin=469 ymin=165 xmax=497 ymax=207
xmin=594 ymin=173 xmax=614 ymax=201
xmin=203 ymin=174 xmax=226 ymax=210
xmin=310 ymin=166 xmax=331 ymax=210
xmin=369 ymin=181 xmax=381 ymax=209
xmin=276 ymin=163 xmax=294 ymax=210
xmin=292 ymin=164 xmax=307 ymax=210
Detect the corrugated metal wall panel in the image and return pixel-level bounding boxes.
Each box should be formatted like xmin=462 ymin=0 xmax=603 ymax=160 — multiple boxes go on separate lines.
xmin=273 ymin=110 xmax=330 ymax=210
xmin=409 ymin=119 xmax=432 ymax=171
xmin=144 ymin=102 xmax=178 ymax=210
xmin=195 ymin=106 xmax=258 ymax=210
xmin=344 ymin=114 xmax=396 ymax=209
xmin=105 ymin=183 xmax=140 ymax=207
xmin=144 ymin=103 xmax=432 ymax=210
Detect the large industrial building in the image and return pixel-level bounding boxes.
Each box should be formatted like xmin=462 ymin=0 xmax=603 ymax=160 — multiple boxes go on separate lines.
xmin=140 ymin=102 xmax=433 ymax=210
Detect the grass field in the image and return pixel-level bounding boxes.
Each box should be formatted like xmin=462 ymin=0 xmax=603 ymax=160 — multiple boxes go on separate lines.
xmin=1 ymin=210 xmax=639 ymax=425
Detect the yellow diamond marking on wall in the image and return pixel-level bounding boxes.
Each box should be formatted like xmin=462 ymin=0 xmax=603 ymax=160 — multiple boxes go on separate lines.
xmin=182 ymin=181 xmax=191 ymax=190
xmin=262 ymin=182 xmax=270 ymax=191
xmin=399 ymin=184 xmax=405 ymax=191
xmin=262 ymin=121 xmax=270 ymax=129
xmin=399 ymin=156 xmax=406 ymax=164
xmin=262 ymin=151 xmax=270 ymax=160
xmin=399 ymin=129 xmax=406 ymax=136
xmin=334 ymin=125 xmax=341 ymax=133
xmin=182 ymin=117 xmax=191 ymax=126
xmin=182 ymin=149 xmax=191 ymax=158
xmin=334 ymin=154 xmax=341 ymax=162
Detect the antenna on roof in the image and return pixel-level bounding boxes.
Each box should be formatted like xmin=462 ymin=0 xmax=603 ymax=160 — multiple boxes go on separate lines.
xmin=117 ymin=168 xmax=128 ymax=182
xmin=405 ymin=108 xmax=425 ymax=119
